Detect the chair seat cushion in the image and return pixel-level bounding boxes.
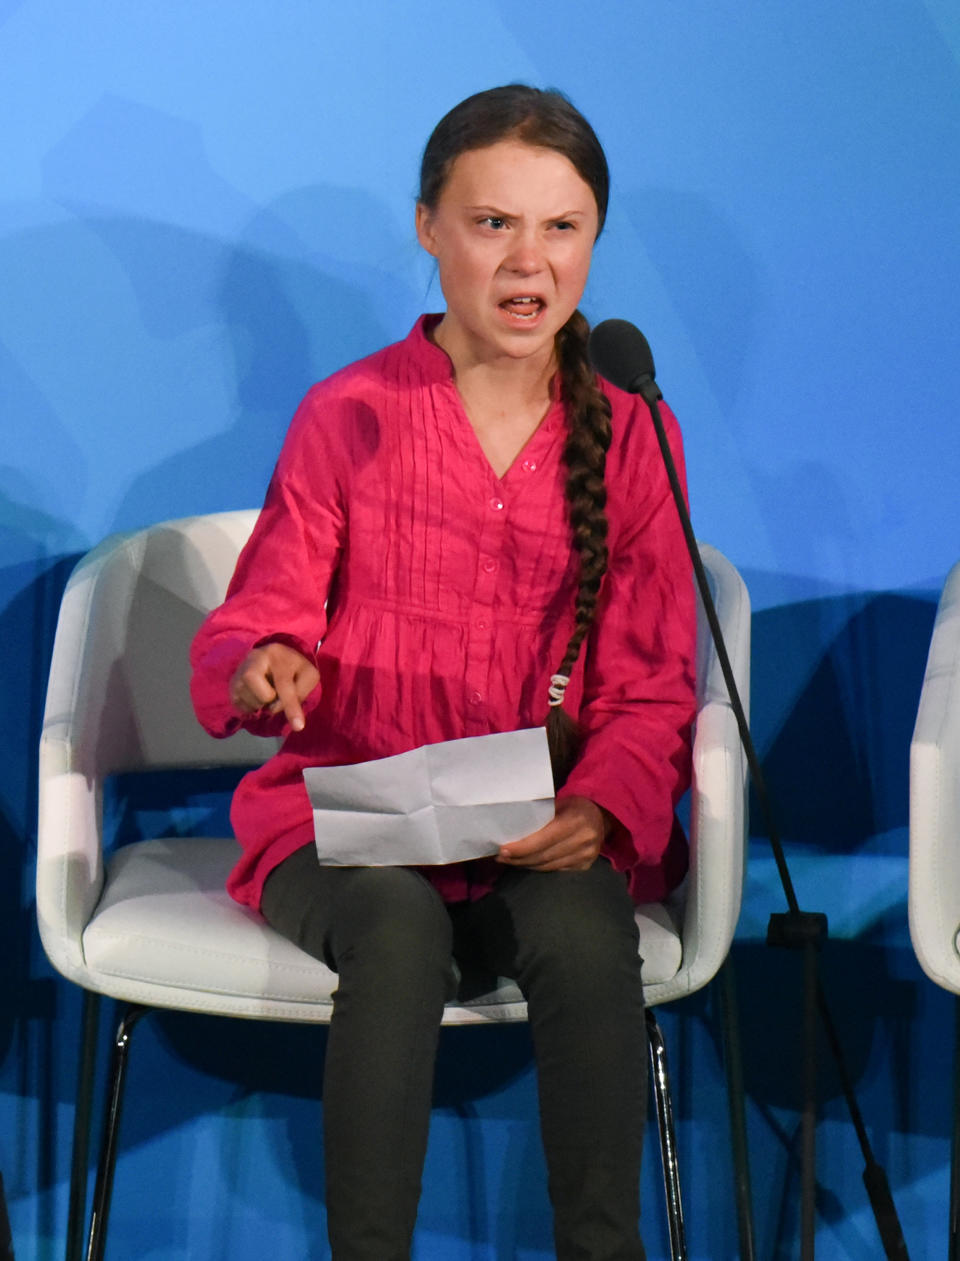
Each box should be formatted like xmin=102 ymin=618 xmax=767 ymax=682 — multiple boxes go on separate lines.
xmin=81 ymin=838 xmax=682 ymax=1021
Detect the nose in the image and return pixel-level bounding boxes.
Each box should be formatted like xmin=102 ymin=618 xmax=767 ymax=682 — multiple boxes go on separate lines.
xmin=502 ymin=228 xmax=546 ymax=276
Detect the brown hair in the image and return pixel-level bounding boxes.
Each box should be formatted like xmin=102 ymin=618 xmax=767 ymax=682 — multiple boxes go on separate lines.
xmin=419 ymin=85 xmax=613 ymax=784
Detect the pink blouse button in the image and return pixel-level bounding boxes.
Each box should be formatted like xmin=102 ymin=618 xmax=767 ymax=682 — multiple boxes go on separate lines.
xmin=468 ymin=689 xmax=484 ymax=705
xmin=489 ymin=496 xmax=504 ymax=512
xmin=521 ymin=458 xmax=537 ymax=473
xmin=475 ymin=618 xmax=488 ymax=631
xmin=481 ymin=558 xmax=497 ymax=574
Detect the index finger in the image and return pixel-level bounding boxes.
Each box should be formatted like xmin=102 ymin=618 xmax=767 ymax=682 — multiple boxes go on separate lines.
xmin=272 ymin=671 xmax=306 ymax=732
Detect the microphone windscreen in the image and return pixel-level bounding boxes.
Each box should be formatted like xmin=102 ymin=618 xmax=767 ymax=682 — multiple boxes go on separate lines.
xmin=588 ymin=319 xmax=656 ymax=394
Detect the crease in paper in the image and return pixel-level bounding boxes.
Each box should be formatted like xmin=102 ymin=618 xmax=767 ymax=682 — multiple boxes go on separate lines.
xmin=303 ymin=728 xmax=555 ymax=866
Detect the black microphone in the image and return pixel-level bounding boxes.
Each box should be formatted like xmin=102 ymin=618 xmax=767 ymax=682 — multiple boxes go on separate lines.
xmin=588 ymin=318 xmax=663 ymax=405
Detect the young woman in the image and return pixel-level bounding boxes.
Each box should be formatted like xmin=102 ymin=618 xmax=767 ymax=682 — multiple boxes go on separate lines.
xmin=191 ymin=84 xmax=696 ymax=1261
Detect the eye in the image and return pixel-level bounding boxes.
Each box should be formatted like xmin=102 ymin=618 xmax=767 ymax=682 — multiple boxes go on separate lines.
xmin=552 ymin=220 xmax=576 ymax=232
xmin=478 ymin=216 xmax=507 ymax=230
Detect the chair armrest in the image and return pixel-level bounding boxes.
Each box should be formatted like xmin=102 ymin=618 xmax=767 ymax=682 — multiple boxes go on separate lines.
xmin=677 ymin=699 xmax=748 ymax=997
xmin=37 ymin=726 xmax=105 ymax=982
xmin=909 ymin=561 xmax=960 ymax=993
xmin=657 ymin=543 xmax=750 ymax=1002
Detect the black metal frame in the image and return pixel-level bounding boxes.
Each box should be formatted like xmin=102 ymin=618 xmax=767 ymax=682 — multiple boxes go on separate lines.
xmin=67 ymin=996 xmax=146 ymax=1261
xmin=646 ymin=1008 xmax=686 ymax=1259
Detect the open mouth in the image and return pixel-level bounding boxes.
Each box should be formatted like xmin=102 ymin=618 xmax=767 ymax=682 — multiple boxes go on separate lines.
xmin=499 ymin=296 xmax=545 ymax=320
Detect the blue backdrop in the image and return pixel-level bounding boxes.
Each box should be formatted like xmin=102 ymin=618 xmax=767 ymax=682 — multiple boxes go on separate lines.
xmin=3 ymin=2 xmax=959 ymax=1257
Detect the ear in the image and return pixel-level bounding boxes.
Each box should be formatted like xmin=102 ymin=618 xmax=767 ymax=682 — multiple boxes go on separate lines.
xmin=415 ymin=202 xmax=439 ymax=258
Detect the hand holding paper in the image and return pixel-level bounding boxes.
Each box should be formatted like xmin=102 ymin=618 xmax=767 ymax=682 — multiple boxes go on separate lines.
xmin=303 ymin=728 xmax=556 ymax=867
xmin=497 ymin=794 xmax=609 ymax=871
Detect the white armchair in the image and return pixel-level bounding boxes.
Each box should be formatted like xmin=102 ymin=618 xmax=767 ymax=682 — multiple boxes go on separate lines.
xmin=909 ymin=558 xmax=960 ymax=1260
xmin=38 ymin=510 xmax=750 ymax=1261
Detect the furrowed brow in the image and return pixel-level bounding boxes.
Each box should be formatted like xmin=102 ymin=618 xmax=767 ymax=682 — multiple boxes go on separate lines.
xmin=467 ymin=205 xmax=516 ymax=218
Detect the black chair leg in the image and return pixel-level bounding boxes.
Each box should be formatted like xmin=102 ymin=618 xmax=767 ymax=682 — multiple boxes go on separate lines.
xmin=85 ymin=1005 xmax=147 ymax=1261
xmin=0 ymin=1169 xmax=13 ymax=1260
xmin=718 ymin=959 xmax=757 ymax=1261
xmin=646 ymin=1007 xmax=687 ymax=1261
xmin=66 ymin=991 xmax=101 ymax=1261
xmin=950 ymin=995 xmax=960 ymax=1261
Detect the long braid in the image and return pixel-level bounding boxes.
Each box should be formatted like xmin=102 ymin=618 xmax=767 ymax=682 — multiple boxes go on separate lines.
xmin=545 ymin=309 xmax=613 ymax=784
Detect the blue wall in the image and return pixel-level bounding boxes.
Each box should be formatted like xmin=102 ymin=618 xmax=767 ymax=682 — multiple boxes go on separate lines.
xmin=3 ymin=2 xmax=959 ymax=1256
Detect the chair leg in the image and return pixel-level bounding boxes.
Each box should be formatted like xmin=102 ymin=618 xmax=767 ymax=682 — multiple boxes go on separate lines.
xmin=646 ymin=1007 xmax=687 ymax=1261
xmin=85 ymin=1005 xmax=147 ymax=1261
xmin=0 ymin=1169 xmax=13 ymax=1260
xmin=718 ymin=959 xmax=757 ymax=1261
xmin=950 ymin=995 xmax=960 ymax=1261
xmin=66 ymin=991 xmax=101 ymax=1261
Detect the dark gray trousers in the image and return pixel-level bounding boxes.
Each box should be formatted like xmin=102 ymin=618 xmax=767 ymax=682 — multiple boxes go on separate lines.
xmin=262 ymin=847 xmax=648 ymax=1261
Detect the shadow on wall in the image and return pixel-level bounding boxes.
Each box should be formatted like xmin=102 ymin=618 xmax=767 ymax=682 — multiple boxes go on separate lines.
xmin=7 ymin=92 xmax=428 ymax=537
xmin=721 ymin=585 xmax=943 ymax=1255
xmin=0 ymin=532 xmax=81 ymax=1049
xmin=0 ymin=300 xmax=95 ymax=1209
xmin=3 ymin=200 xmax=419 ymax=537
xmin=102 ymin=191 xmax=420 ymax=532
xmin=0 ymin=516 xmax=79 ymax=1236
xmin=750 ymin=588 xmax=938 ymax=851
xmin=0 ymin=487 xmax=87 ymax=831
xmin=147 ymin=1010 xmax=536 ymax=1112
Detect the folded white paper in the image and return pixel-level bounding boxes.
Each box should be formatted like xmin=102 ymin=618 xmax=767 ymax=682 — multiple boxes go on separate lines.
xmin=303 ymin=728 xmax=556 ymax=866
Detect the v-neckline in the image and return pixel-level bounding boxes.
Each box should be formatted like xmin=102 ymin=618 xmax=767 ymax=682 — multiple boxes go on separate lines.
xmin=415 ymin=314 xmax=566 ymax=484
xmin=445 ymin=380 xmax=565 ymax=485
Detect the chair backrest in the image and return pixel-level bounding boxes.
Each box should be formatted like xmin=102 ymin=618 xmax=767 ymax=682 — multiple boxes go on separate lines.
xmin=909 ymin=559 xmax=960 ymax=995
xmin=42 ymin=510 xmax=270 ymax=778
xmin=38 ymin=511 xmax=274 ymax=970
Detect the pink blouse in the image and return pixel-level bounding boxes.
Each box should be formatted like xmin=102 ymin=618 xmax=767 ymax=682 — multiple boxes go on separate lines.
xmin=190 ymin=316 xmax=697 ymax=910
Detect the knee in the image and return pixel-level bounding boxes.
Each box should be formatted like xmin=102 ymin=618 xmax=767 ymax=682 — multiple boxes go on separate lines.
xmin=328 ymin=868 xmax=454 ymax=980
xmin=514 ymin=869 xmax=641 ymax=996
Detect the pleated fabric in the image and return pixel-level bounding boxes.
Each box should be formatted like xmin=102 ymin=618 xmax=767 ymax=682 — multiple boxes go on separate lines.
xmin=190 ymin=317 xmax=696 ymax=910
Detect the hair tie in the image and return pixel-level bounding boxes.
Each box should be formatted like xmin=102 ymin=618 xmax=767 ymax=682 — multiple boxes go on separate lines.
xmin=547 ymin=673 xmax=570 ymax=707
